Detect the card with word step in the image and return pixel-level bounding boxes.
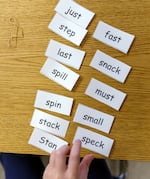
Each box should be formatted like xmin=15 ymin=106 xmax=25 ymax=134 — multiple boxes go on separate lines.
xmin=28 ymin=128 xmax=68 ymax=154
xmin=73 ymin=103 xmax=114 ymax=134
xmin=85 ymin=78 xmax=126 ymax=111
xmin=73 ymin=127 xmax=114 ymax=157
xmin=40 ymin=58 xmax=80 ymax=91
xmin=90 ymin=50 xmax=132 ymax=83
xmin=30 ymin=109 xmax=70 ymax=137
xmin=93 ymin=21 xmax=135 ymax=53
xmin=45 ymin=39 xmax=85 ymax=70
xmin=34 ymin=90 xmax=74 ymax=116
xmin=48 ymin=13 xmax=88 ymax=46
xmin=55 ymin=0 xmax=95 ymax=29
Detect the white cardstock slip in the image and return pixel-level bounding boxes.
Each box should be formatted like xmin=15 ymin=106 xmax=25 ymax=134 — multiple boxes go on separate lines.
xmin=28 ymin=128 xmax=68 ymax=153
xmin=85 ymin=78 xmax=127 ymax=111
xmin=48 ymin=13 xmax=88 ymax=46
xmin=93 ymin=21 xmax=135 ymax=53
xmin=45 ymin=39 xmax=85 ymax=70
xmin=90 ymin=50 xmax=132 ymax=83
xmin=73 ymin=127 xmax=114 ymax=157
xmin=30 ymin=109 xmax=69 ymax=137
xmin=73 ymin=104 xmax=114 ymax=133
xmin=34 ymin=90 xmax=74 ymax=116
xmin=40 ymin=58 xmax=80 ymax=91
xmin=55 ymin=0 xmax=95 ymax=29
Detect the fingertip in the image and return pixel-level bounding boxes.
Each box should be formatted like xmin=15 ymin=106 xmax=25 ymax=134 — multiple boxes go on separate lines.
xmin=73 ymin=139 xmax=81 ymax=145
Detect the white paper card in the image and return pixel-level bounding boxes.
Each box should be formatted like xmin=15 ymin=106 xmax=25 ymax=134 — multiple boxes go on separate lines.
xmin=34 ymin=90 xmax=74 ymax=116
xmin=85 ymin=78 xmax=126 ymax=111
xmin=93 ymin=21 xmax=135 ymax=53
xmin=55 ymin=0 xmax=95 ymax=29
xmin=30 ymin=109 xmax=70 ymax=137
xmin=73 ymin=104 xmax=114 ymax=133
xmin=90 ymin=50 xmax=132 ymax=83
xmin=73 ymin=127 xmax=114 ymax=157
xmin=28 ymin=128 xmax=68 ymax=153
xmin=48 ymin=13 xmax=88 ymax=46
xmin=45 ymin=39 xmax=85 ymax=70
xmin=40 ymin=58 xmax=80 ymax=91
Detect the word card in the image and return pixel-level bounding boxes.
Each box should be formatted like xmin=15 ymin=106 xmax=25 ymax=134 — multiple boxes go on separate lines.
xmin=30 ymin=109 xmax=70 ymax=137
xmin=85 ymin=78 xmax=127 ymax=111
xmin=73 ymin=104 xmax=114 ymax=133
xmin=28 ymin=128 xmax=68 ymax=153
xmin=34 ymin=90 xmax=74 ymax=116
xmin=48 ymin=13 xmax=88 ymax=46
xmin=45 ymin=39 xmax=85 ymax=70
xmin=93 ymin=21 xmax=135 ymax=53
xmin=55 ymin=0 xmax=95 ymax=28
xmin=40 ymin=58 xmax=80 ymax=91
xmin=90 ymin=50 xmax=132 ymax=83
xmin=73 ymin=127 xmax=114 ymax=157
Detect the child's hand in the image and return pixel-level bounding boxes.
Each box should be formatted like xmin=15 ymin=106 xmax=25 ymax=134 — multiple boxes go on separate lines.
xmin=43 ymin=139 xmax=94 ymax=179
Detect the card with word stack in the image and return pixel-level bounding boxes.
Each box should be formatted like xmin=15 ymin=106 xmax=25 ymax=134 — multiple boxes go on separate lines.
xmin=28 ymin=0 xmax=135 ymax=158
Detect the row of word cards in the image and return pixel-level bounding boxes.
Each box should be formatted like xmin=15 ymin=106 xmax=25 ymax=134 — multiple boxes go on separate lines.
xmin=48 ymin=0 xmax=95 ymax=46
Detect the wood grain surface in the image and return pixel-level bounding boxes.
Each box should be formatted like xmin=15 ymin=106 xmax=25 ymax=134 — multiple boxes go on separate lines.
xmin=0 ymin=0 xmax=150 ymax=160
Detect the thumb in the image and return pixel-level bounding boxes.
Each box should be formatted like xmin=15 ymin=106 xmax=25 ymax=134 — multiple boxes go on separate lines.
xmin=79 ymin=154 xmax=95 ymax=179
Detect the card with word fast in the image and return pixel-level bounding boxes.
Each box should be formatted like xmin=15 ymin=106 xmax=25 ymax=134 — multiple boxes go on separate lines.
xmin=73 ymin=127 xmax=114 ymax=157
xmin=85 ymin=78 xmax=126 ymax=111
xmin=90 ymin=50 xmax=132 ymax=83
xmin=73 ymin=104 xmax=114 ymax=134
xmin=93 ymin=21 xmax=135 ymax=53
xmin=40 ymin=58 xmax=79 ymax=91
xmin=45 ymin=39 xmax=85 ymax=70
xmin=30 ymin=109 xmax=70 ymax=137
xmin=28 ymin=128 xmax=68 ymax=153
xmin=48 ymin=13 xmax=87 ymax=46
xmin=55 ymin=0 xmax=95 ymax=29
xmin=34 ymin=90 xmax=74 ymax=116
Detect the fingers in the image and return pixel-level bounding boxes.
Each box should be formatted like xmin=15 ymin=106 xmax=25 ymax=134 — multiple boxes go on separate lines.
xmin=68 ymin=139 xmax=81 ymax=175
xmin=50 ymin=144 xmax=70 ymax=171
xmin=79 ymin=154 xmax=95 ymax=179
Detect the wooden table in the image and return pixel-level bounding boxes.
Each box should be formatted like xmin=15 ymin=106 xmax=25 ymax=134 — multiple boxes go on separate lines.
xmin=0 ymin=0 xmax=150 ymax=161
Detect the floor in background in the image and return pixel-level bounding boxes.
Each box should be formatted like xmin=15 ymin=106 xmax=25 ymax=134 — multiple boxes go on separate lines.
xmin=1 ymin=160 xmax=150 ymax=179
xmin=0 ymin=162 xmax=5 ymax=179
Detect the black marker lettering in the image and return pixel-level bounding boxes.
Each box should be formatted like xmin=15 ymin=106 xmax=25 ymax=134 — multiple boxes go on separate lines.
xmin=65 ymin=6 xmax=82 ymax=19
xmin=105 ymin=31 xmax=122 ymax=43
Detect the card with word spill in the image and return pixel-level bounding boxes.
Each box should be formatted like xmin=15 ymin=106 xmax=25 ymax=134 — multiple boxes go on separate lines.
xmin=40 ymin=58 xmax=80 ymax=91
